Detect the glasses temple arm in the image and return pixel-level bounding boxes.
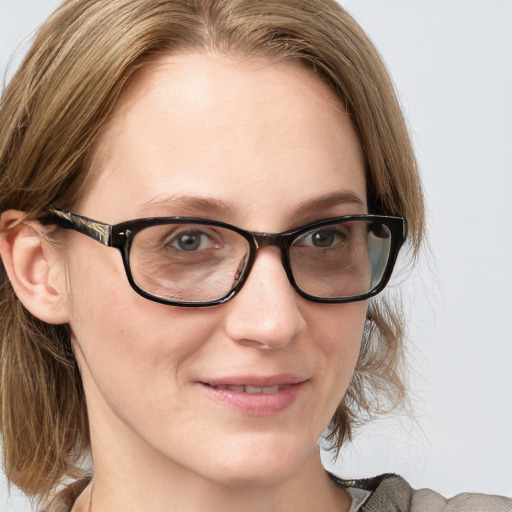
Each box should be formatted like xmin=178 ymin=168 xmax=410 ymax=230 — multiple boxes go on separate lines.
xmin=47 ymin=208 xmax=112 ymax=246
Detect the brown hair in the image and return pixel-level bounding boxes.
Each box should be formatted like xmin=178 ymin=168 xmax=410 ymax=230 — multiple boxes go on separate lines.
xmin=0 ymin=0 xmax=424 ymax=502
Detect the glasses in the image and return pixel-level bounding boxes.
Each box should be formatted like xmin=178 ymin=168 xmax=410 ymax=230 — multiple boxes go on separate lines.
xmin=46 ymin=208 xmax=406 ymax=307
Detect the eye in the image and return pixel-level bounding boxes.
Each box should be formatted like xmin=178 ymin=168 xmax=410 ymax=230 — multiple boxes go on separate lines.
xmin=167 ymin=229 xmax=219 ymax=252
xmin=298 ymin=227 xmax=346 ymax=248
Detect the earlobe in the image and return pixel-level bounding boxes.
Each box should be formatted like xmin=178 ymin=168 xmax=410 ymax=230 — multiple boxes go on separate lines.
xmin=0 ymin=210 xmax=70 ymax=324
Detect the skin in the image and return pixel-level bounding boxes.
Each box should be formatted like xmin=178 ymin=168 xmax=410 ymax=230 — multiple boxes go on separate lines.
xmin=1 ymin=53 xmax=368 ymax=512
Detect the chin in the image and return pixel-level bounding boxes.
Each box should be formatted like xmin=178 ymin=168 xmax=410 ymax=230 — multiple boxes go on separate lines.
xmin=208 ymin=463 xmax=301 ymax=489
xmin=199 ymin=431 xmax=317 ymax=488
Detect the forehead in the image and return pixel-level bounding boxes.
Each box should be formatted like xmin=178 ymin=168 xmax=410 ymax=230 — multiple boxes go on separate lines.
xmin=80 ymin=52 xmax=366 ymax=227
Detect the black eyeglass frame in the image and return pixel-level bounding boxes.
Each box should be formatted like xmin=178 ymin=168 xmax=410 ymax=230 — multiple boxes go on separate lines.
xmin=45 ymin=207 xmax=407 ymax=307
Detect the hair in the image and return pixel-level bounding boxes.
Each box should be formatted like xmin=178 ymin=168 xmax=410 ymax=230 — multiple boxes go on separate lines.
xmin=0 ymin=0 xmax=424 ymax=502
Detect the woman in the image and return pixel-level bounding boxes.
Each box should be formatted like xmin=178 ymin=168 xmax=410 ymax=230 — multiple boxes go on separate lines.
xmin=0 ymin=1 xmax=509 ymax=511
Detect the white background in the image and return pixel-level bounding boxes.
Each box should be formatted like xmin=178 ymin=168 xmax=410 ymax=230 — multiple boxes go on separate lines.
xmin=1 ymin=1 xmax=511 ymax=510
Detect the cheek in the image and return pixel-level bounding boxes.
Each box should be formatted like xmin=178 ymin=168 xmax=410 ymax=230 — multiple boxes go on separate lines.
xmin=64 ymin=247 xmax=220 ymax=411
xmin=312 ymin=301 xmax=366 ymax=357
xmin=307 ymin=301 xmax=367 ymax=401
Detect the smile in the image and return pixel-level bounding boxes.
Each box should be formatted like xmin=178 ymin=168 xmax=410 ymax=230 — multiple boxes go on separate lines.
xmin=200 ymin=378 xmax=306 ymax=416
xmin=207 ymin=384 xmax=288 ymax=394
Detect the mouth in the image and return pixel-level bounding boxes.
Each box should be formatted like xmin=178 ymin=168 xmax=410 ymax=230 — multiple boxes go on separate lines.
xmin=199 ymin=377 xmax=307 ymax=415
xmin=204 ymin=383 xmax=292 ymax=394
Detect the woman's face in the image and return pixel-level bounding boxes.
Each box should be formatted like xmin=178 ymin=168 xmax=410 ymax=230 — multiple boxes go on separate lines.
xmin=64 ymin=53 xmax=368 ymax=486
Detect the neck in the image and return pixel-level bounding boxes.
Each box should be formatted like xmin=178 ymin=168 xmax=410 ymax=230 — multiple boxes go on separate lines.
xmin=84 ymin=420 xmax=350 ymax=512
xmin=87 ymin=441 xmax=349 ymax=512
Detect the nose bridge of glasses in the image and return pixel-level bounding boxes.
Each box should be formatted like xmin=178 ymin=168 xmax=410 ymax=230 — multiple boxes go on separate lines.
xmin=247 ymin=232 xmax=293 ymax=284
xmin=243 ymin=232 xmax=295 ymax=298
xmin=252 ymin=232 xmax=289 ymax=252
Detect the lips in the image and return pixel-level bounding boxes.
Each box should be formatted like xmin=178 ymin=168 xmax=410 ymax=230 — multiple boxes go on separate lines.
xmin=199 ymin=375 xmax=306 ymax=415
xmin=207 ymin=384 xmax=289 ymax=394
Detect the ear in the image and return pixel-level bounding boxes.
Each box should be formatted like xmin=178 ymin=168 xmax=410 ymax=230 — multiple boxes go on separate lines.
xmin=0 ymin=210 xmax=70 ymax=324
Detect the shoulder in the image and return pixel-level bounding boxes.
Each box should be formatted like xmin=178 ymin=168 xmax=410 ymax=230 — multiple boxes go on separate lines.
xmin=410 ymin=487 xmax=512 ymax=512
xmin=331 ymin=473 xmax=512 ymax=512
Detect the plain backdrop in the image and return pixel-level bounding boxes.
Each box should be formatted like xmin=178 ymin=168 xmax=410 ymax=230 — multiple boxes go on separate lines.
xmin=1 ymin=1 xmax=511 ymax=510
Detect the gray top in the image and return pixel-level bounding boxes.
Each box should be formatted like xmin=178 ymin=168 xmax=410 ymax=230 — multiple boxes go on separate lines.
xmin=333 ymin=473 xmax=511 ymax=512
xmin=347 ymin=487 xmax=372 ymax=512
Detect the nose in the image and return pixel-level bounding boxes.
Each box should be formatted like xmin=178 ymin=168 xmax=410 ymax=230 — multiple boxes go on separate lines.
xmin=223 ymin=248 xmax=307 ymax=349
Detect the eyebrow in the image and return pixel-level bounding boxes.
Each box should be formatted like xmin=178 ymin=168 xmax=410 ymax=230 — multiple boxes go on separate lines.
xmin=139 ymin=194 xmax=239 ymax=217
xmin=293 ymin=191 xmax=365 ymax=218
xmin=138 ymin=190 xmax=365 ymax=219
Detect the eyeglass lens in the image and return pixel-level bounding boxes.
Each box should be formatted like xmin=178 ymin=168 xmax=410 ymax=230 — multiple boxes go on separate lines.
xmin=290 ymin=220 xmax=390 ymax=299
xmin=130 ymin=223 xmax=249 ymax=303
